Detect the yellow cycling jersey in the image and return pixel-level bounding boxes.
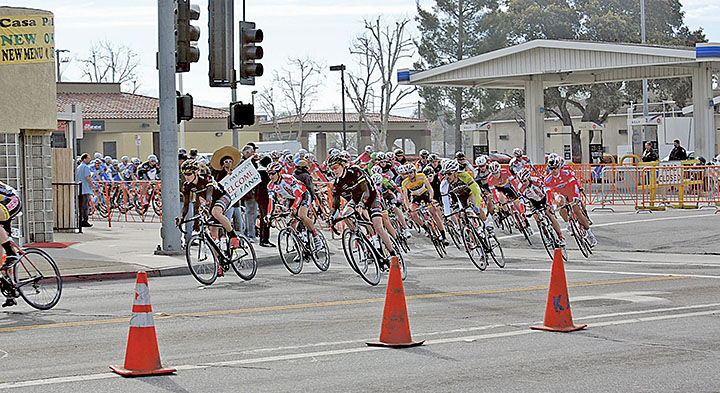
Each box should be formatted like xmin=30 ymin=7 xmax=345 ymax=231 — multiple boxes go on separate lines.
xmin=401 ymin=173 xmax=429 ymax=196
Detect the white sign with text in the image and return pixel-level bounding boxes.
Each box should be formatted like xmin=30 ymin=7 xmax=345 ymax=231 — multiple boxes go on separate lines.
xmin=220 ymin=159 xmax=261 ymax=205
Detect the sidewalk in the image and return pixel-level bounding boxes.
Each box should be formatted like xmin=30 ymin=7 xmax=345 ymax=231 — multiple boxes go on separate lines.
xmin=46 ymin=221 xmax=347 ymax=281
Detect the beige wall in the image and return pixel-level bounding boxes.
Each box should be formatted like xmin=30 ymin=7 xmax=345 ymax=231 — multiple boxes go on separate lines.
xmin=0 ymin=7 xmax=56 ymax=134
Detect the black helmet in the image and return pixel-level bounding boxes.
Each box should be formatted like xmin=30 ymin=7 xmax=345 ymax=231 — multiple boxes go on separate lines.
xmin=181 ymin=159 xmax=199 ymax=175
xmin=455 ymin=151 xmax=465 ymax=159
xmin=327 ymin=154 xmax=348 ymax=168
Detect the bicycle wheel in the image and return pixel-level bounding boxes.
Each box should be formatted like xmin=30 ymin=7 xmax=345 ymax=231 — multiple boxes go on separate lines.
xmin=352 ymin=237 xmax=381 ymax=286
xmin=569 ymin=219 xmax=590 ymax=258
xmin=278 ymin=228 xmax=303 ymax=274
xmin=12 ymin=249 xmax=62 ymax=310
xmin=341 ymin=229 xmax=360 ymax=273
xmin=310 ymin=231 xmax=330 ymax=272
xmin=487 ymin=234 xmax=506 ymax=268
xmin=152 ymin=191 xmax=162 ymax=217
xmin=539 ymin=224 xmax=555 ymax=260
xmin=446 ymin=221 xmax=464 ymax=251
xmin=388 ymin=237 xmax=407 ymax=281
xmin=186 ymin=234 xmax=218 ymax=285
xmin=428 ymin=222 xmax=445 ymax=258
xmin=515 ymin=212 xmax=532 ymax=246
xmin=463 ymin=226 xmax=487 ymax=271
xmin=230 ymin=236 xmax=257 ymax=280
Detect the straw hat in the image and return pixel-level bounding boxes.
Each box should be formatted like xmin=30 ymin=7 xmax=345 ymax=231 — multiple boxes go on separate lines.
xmin=210 ymin=145 xmax=242 ymax=171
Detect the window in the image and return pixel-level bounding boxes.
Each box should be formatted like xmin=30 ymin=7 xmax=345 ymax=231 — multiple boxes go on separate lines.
xmin=51 ymin=131 xmax=67 ymax=148
xmin=619 ymin=129 xmax=628 ymax=135
xmin=103 ymin=141 xmax=117 ymax=159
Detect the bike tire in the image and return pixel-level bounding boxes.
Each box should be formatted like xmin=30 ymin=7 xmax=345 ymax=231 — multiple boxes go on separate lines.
xmin=310 ymin=231 xmax=331 ymax=272
xmin=152 ymin=191 xmax=162 ymax=217
xmin=341 ymin=229 xmax=360 ymax=274
xmin=488 ymin=234 xmax=506 ymax=268
xmin=12 ymin=248 xmax=62 ymax=310
xmin=463 ymin=226 xmax=487 ymax=271
xmin=428 ymin=222 xmax=445 ymax=258
xmin=539 ymin=224 xmax=555 ymax=260
xmin=186 ymin=235 xmax=218 ymax=285
xmin=388 ymin=237 xmax=407 ymax=281
xmin=230 ymin=236 xmax=257 ymax=280
xmin=353 ymin=236 xmax=381 ymax=286
xmin=278 ymin=228 xmax=303 ymax=274
xmin=569 ymin=219 xmax=590 ymax=258
xmin=446 ymin=221 xmax=464 ymax=251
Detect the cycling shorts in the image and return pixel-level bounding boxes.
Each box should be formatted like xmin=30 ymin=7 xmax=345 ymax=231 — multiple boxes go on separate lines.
xmin=496 ymin=185 xmax=520 ymax=201
xmin=411 ymin=193 xmax=432 ymax=207
xmin=528 ymin=196 xmax=548 ymax=212
xmin=212 ymin=194 xmax=233 ymax=212
xmin=284 ymin=191 xmax=312 ymax=210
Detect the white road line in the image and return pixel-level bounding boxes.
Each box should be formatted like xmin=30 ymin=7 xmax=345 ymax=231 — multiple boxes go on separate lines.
xmin=2 ymin=304 xmax=720 ymax=389
xmin=503 ymin=267 xmax=720 ymax=279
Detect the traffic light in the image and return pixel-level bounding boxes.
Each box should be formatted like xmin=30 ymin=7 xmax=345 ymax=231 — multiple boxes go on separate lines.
xmin=175 ymin=0 xmax=200 ymax=73
xmin=239 ymin=21 xmax=263 ymax=85
xmin=177 ymin=93 xmax=193 ymax=123
xmin=229 ymin=102 xmax=255 ymax=128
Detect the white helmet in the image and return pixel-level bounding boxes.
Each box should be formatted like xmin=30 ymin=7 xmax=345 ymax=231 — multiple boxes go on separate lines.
xmin=94 ymin=152 xmax=102 ymax=160
xmin=513 ymin=148 xmax=523 ymax=157
xmin=386 ymin=151 xmax=395 ymax=160
xmin=364 ymin=145 xmax=373 ymax=153
xmin=518 ymin=167 xmax=532 ymax=182
xmin=441 ymin=159 xmax=460 ymax=174
xmin=475 ymin=156 xmax=488 ymax=166
xmin=547 ymin=155 xmax=561 ymax=169
xmin=375 ymin=152 xmax=387 ymax=161
xmin=371 ymin=165 xmax=383 ymax=175
xmin=121 ymin=156 xmax=129 ymax=162
xmin=371 ymin=173 xmax=384 ymax=185
xmin=489 ymin=161 xmax=501 ymax=174
xmin=104 ymin=155 xmax=112 ymax=162
xmin=147 ymin=154 xmax=158 ymax=162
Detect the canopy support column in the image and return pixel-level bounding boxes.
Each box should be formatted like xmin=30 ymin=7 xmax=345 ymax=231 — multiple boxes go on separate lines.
xmin=524 ymin=76 xmax=545 ymax=162
xmin=692 ymin=64 xmax=715 ymax=159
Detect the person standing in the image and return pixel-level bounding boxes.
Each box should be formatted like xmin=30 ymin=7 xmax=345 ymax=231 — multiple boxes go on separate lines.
xmin=669 ymin=139 xmax=687 ymax=161
xmin=76 ymin=153 xmax=95 ymax=227
xmin=641 ymin=142 xmax=658 ymax=162
xmin=239 ymin=145 xmax=259 ymax=243
xmin=256 ymin=155 xmax=273 ymax=247
xmin=210 ymin=146 xmax=244 ymax=236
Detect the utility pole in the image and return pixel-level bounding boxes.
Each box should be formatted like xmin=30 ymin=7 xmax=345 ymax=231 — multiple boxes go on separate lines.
xmin=156 ymin=0 xmax=182 ymax=254
xmin=330 ymin=64 xmax=347 ymax=150
xmin=55 ymin=49 xmax=69 ymax=82
xmin=178 ymin=73 xmax=185 ymax=150
xmin=640 ymin=0 xmax=649 ymax=144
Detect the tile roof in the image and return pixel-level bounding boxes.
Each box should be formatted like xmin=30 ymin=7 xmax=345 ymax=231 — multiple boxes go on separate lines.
xmin=263 ymin=112 xmax=426 ymax=125
xmin=56 ymin=92 xmax=229 ymax=120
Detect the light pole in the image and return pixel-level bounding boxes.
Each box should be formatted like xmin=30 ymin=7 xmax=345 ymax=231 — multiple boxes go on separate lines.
xmin=330 ymin=64 xmax=347 ymax=150
xmin=55 ymin=49 xmax=69 ymax=82
xmin=640 ymin=0 xmax=649 ymax=145
xmin=251 ymin=90 xmax=258 ymax=106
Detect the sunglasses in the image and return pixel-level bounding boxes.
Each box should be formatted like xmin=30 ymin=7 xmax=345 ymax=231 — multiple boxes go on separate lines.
xmin=223 ymin=159 xmax=234 ymax=164
xmin=268 ymin=171 xmax=279 ymax=176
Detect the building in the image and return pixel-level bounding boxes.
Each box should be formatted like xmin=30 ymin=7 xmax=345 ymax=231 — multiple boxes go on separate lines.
xmin=55 ymin=82 xmax=260 ymax=159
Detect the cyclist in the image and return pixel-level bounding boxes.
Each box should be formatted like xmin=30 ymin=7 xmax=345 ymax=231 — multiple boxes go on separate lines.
xmin=179 ymin=160 xmax=242 ymax=257
xmin=327 ymin=154 xmax=397 ymax=264
xmin=544 ymin=155 xmax=597 ymax=247
xmin=400 ymin=164 xmax=447 ymax=244
xmin=0 ymin=181 xmax=21 ymax=307
xmin=415 ymin=149 xmax=430 ymax=171
xmin=356 ymin=145 xmax=374 ymax=167
xmin=266 ymin=162 xmax=323 ymax=251
xmin=455 ymin=151 xmax=476 ymax=178
xmin=488 ymin=161 xmax=531 ymax=234
xmin=372 ymin=173 xmax=412 ymax=239
xmin=474 ymin=156 xmax=495 ymax=216
xmin=137 ymin=154 xmax=161 ymax=181
xmin=394 ymin=149 xmax=407 ymax=165
xmin=517 ymin=167 xmax=565 ymax=246
xmin=509 ymin=148 xmax=534 ymax=176
xmin=440 ymin=160 xmax=495 ymax=234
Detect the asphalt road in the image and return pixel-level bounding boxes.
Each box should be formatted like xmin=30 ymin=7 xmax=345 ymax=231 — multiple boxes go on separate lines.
xmin=1 ymin=208 xmax=719 ymax=392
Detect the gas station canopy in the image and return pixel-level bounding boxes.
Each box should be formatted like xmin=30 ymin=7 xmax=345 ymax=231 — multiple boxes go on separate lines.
xmin=399 ymin=39 xmax=720 ymax=160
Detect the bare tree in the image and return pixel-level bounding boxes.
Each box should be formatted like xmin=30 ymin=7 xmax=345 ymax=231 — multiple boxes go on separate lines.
xmin=78 ymin=40 xmax=141 ymax=93
xmin=346 ymin=17 xmax=416 ymax=151
xmin=274 ymin=57 xmax=325 ymax=146
xmin=257 ymin=86 xmax=290 ymax=141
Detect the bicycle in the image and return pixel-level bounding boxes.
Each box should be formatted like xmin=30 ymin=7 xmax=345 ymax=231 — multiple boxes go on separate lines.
xmin=561 ymin=199 xmax=593 ymax=258
xmin=177 ymin=202 xmax=257 ymax=285
xmin=0 ymin=239 xmax=62 ymax=310
xmin=332 ymin=208 xmax=407 ymax=286
xmin=499 ymin=199 xmax=533 ymax=245
xmin=413 ymin=201 xmax=447 ymax=258
xmin=528 ymin=207 xmax=567 ymax=262
xmin=269 ymin=208 xmax=330 ymax=275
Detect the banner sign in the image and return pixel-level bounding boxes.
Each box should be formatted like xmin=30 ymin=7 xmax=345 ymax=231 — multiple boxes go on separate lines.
xmin=220 ymin=159 xmax=261 ymax=205
xmin=83 ymin=120 xmax=105 ymax=132
xmin=0 ymin=14 xmax=55 ymax=65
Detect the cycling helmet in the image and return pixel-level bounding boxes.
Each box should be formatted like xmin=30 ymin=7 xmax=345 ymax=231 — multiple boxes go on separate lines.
xmin=455 ymin=151 xmax=465 ymax=159
xmin=547 ymin=153 xmax=559 ymax=162
xmin=364 ymin=145 xmax=373 ymax=153
xmin=147 ymin=154 xmax=158 ymax=162
xmin=371 ymin=165 xmax=383 ymax=175
xmin=298 ymin=148 xmax=308 ymax=155
xmin=305 ymin=153 xmax=315 ymax=161
xmin=489 ymin=161 xmax=501 ymax=174
xmin=370 ymin=152 xmax=377 ymax=160
xmin=181 ymin=159 xmax=199 ymax=174
xmin=518 ymin=167 xmax=532 ymax=182
xmin=547 ymin=155 xmax=561 ymax=170
xmin=121 ymin=156 xmax=129 ymax=162
xmin=406 ymin=164 xmax=417 ymax=173
xmin=328 ymin=148 xmax=340 ymax=157
xmin=423 ymin=166 xmax=435 ymax=176
xmin=558 ymin=157 xmax=566 ymax=167
xmin=104 ymin=155 xmax=112 ymax=161
xmin=375 ymin=152 xmax=387 ymax=161
xmin=441 ymin=159 xmax=460 ymax=174
xmin=342 ymin=150 xmax=351 ymax=160
xmin=327 ymin=154 xmax=348 ymax=168
xmin=371 ymin=173 xmax=384 ymax=185
xmin=419 ymin=149 xmax=429 ymax=158
xmin=397 ymin=165 xmax=408 ymax=175
xmin=394 ymin=148 xmax=405 ymax=156
xmin=94 ymin=152 xmax=102 ymax=160
xmin=386 ymin=152 xmax=395 ymax=161
xmin=270 ymin=150 xmax=281 ymax=159
xmin=282 ymin=149 xmax=291 ymax=155
xmin=111 ymin=159 xmax=119 ymax=165
xmin=428 ymin=153 xmax=439 ymax=161
xmin=131 ymin=157 xmax=141 ymax=164
xmin=513 ymin=148 xmax=523 ymax=157
xmin=267 ymin=162 xmax=284 ymax=173
xmin=475 ymin=156 xmax=488 ymax=166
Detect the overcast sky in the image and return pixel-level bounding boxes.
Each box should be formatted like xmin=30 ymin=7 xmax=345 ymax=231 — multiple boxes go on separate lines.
xmin=8 ymin=0 xmax=720 ymax=117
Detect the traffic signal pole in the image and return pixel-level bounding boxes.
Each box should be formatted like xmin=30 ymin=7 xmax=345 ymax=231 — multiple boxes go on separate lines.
xmin=156 ymin=0 xmax=182 ymax=255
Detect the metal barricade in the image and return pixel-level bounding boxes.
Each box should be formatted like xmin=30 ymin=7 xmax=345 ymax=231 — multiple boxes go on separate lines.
xmin=637 ymin=165 xmax=720 ymax=210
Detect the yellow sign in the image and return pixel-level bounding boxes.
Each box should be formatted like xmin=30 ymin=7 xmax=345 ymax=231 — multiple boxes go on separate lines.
xmin=0 ymin=14 xmax=55 ymax=65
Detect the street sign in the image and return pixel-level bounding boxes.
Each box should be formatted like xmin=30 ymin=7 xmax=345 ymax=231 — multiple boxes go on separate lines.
xmin=135 ymin=135 xmax=141 ymax=147
xmin=630 ymin=116 xmax=662 ymax=126
xmin=460 ymin=122 xmax=491 ymax=132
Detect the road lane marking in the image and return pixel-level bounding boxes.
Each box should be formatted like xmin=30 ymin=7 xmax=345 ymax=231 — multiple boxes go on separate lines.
xmin=504 ymin=267 xmax=720 ymax=279
xmin=1 ymin=305 xmax=718 ymax=389
xmin=0 ymin=276 xmax=686 ymax=333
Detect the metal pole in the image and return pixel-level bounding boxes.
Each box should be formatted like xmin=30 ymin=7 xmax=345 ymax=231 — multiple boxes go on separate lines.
xmin=56 ymin=49 xmax=60 ymax=82
xmin=157 ymin=0 xmax=182 ymax=254
xmin=232 ymin=70 xmax=238 ymax=148
xmin=640 ymin=0 xmax=649 ymax=142
xmin=178 ymin=73 xmax=185 ymax=150
xmin=341 ymin=66 xmax=347 ymax=151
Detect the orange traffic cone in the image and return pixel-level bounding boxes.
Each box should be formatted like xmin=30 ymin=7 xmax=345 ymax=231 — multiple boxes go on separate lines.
xmin=531 ymin=249 xmax=587 ymax=332
xmin=367 ymin=256 xmax=424 ymax=348
xmin=110 ymin=271 xmax=176 ymax=376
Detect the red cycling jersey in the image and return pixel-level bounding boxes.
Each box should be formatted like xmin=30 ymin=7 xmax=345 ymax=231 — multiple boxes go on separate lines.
xmin=267 ymin=174 xmax=307 ymax=214
xmin=544 ymin=169 xmax=581 ymax=201
xmin=488 ymin=167 xmax=515 ymax=189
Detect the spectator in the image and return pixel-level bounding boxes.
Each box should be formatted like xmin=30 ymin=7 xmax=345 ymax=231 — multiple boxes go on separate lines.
xmin=76 ymin=153 xmax=94 ymax=228
xmin=178 ymin=151 xmax=193 ymax=247
xmin=257 ymin=155 xmax=273 ymax=247
xmin=189 ymin=148 xmax=198 ymax=160
xmin=211 ymin=146 xmax=244 ymax=236
xmin=669 ymin=139 xmax=687 ymax=161
xmin=641 ymin=142 xmax=658 ymax=162
xmin=239 ymin=145 xmax=259 ymax=243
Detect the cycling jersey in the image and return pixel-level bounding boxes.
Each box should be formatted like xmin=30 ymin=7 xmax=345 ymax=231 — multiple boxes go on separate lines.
xmin=488 ymin=168 xmax=520 ymax=200
xmin=508 ymin=155 xmax=533 ymax=175
xmin=518 ymin=176 xmax=546 ymax=202
xmin=137 ymin=162 xmax=160 ymax=181
xmin=544 ymin=169 xmax=581 ymax=201
xmin=267 ymin=174 xmax=307 ymax=214
xmin=0 ymin=181 xmax=21 ymax=225
xmin=440 ymin=172 xmax=483 ymax=216
xmin=181 ymin=174 xmax=232 ymax=218
xmin=331 ymin=165 xmax=381 ymax=218
xmin=401 ymin=173 xmax=429 ymax=197
xmin=415 ymin=159 xmax=430 ymax=171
